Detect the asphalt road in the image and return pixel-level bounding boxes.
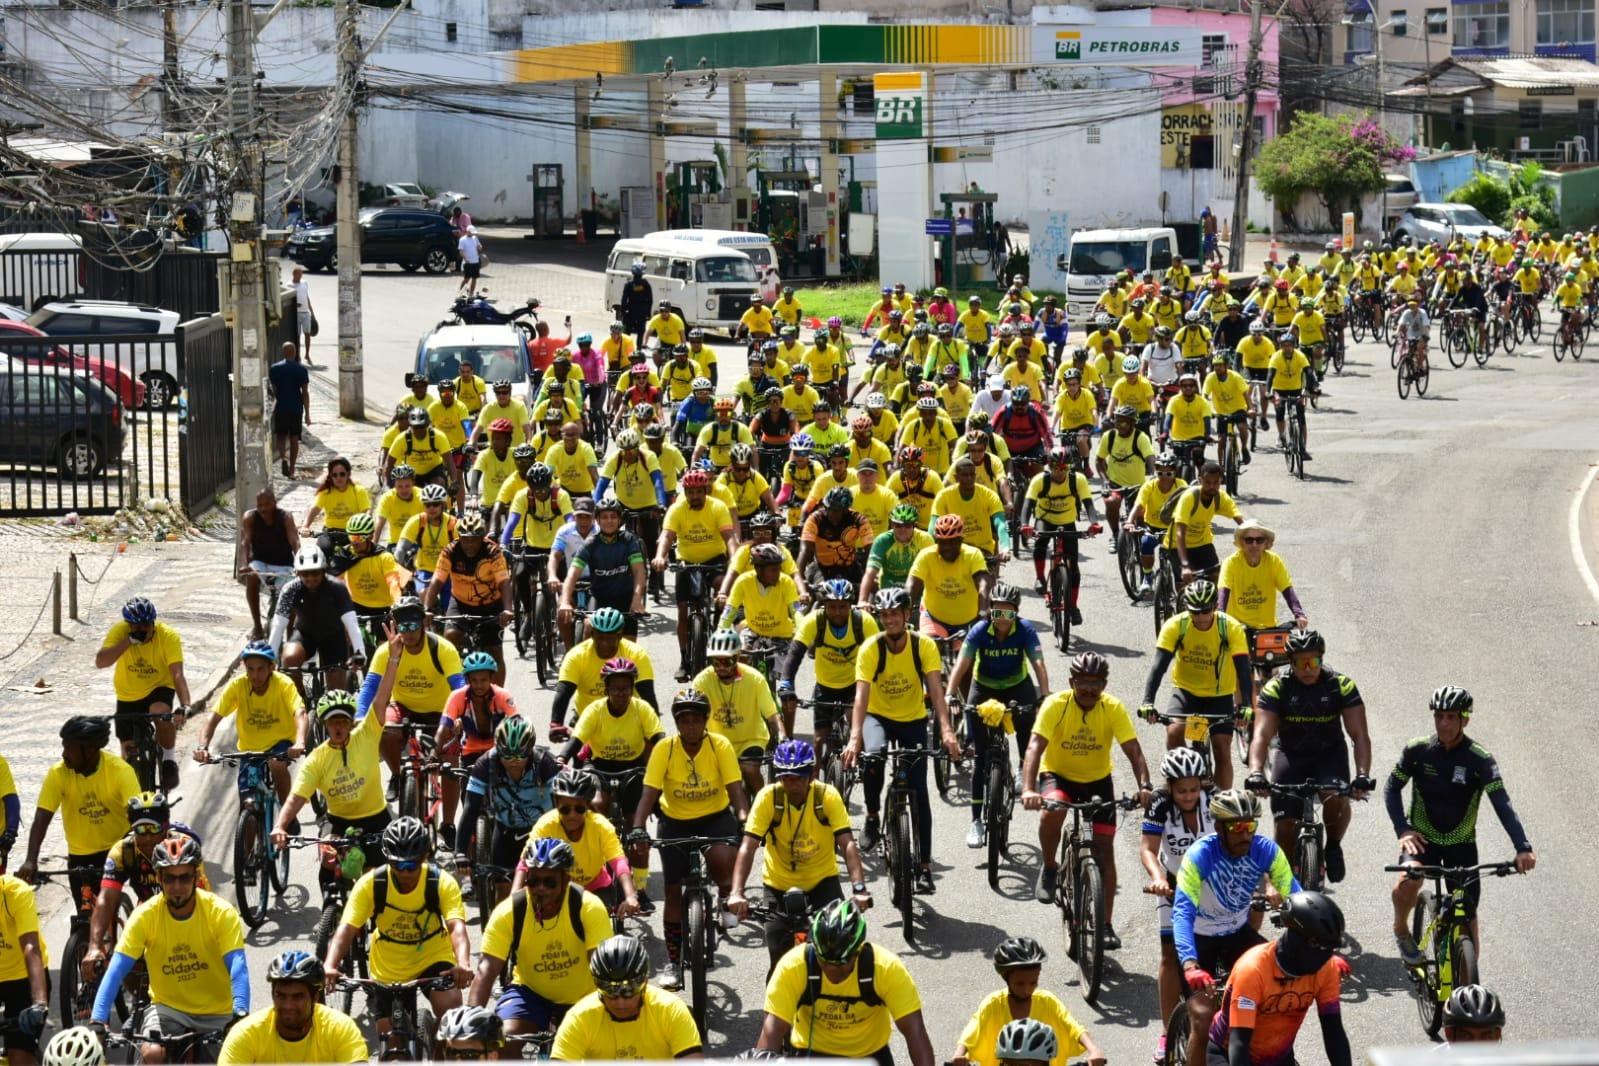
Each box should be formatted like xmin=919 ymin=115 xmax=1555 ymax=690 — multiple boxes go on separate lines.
xmin=73 ymin=250 xmax=1598 ymax=1061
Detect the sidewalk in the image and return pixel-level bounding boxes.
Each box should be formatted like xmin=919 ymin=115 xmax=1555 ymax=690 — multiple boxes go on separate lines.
xmin=0 ymin=365 xmax=377 ymax=863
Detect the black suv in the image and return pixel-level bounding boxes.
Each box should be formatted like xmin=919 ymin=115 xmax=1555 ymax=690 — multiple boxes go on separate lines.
xmin=288 ymin=207 xmax=458 ymax=274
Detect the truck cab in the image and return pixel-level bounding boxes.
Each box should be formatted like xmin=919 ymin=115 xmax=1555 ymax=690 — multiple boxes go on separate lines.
xmin=1059 ymin=226 xmax=1182 ymax=320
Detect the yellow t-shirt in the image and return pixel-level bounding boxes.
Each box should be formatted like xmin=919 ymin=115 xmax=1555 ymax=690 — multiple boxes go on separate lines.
xmin=398 ymin=514 xmax=457 ymax=573
xmin=1111 ymin=376 xmax=1156 ymax=414
xmin=643 ymin=734 xmax=740 ymax=821
xmin=601 ymin=335 xmax=635 ymax=370
xmin=651 ymin=445 xmax=688 ymax=493
xmin=1555 ymin=281 xmax=1586 ymax=309
xmin=729 ymin=542 xmax=798 ymax=582
xmin=781 ymin=385 xmax=823 ymax=426
xmin=648 ymin=313 xmax=688 ymax=346
xmin=1203 ymin=371 xmax=1249 ymax=417
xmin=530 ymin=809 xmax=624 ymax=889
xmin=1133 ymin=476 xmax=1187 ymax=532
xmin=694 ymin=663 xmax=778 ymax=752
xmin=848 ymin=437 xmax=894 ymax=471
xmin=744 ymin=781 xmax=850 ymax=891
xmin=1053 ymin=389 xmax=1098 ymax=430
xmin=1235 ymin=335 xmax=1276 ymax=373
xmin=930 ymin=484 xmax=1004 ymax=554
xmin=1168 ymin=487 xmax=1240 ymax=550
xmin=454 ymin=373 xmax=489 ymax=415
xmin=957 ymin=989 xmax=1088 ymax=1066
xmin=601 ymin=452 xmax=664 ymax=511
xmin=481 ymin=887 xmax=610 ymax=1002
xmin=1025 ymin=471 xmax=1090 ymax=527
xmin=0 ymin=874 xmax=46 ymax=982
xmin=572 ymin=697 xmax=663 ymax=763
xmin=293 ymin=709 xmax=386 ymax=820
xmin=387 ymin=428 xmax=450 ymax=475
xmin=663 ymin=498 xmax=734 ymax=564
xmin=375 ymin=489 xmax=423 ymax=546
xmin=1165 ymin=393 xmax=1213 ymax=443
xmin=1290 ymin=311 xmax=1325 ymax=347
xmin=427 ymin=399 xmax=470 ymax=449
xmin=532 ymin=397 xmax=584 ymax=429
xmin=804 ymin=469 xmax=860 ymax=511
xmin=478 ymin=399 xmax=531 ymax=439
xmin=551 ymin=985 xmax=701 ymax=1061
xmin=312 ymin=484 xmax=372 ymax=531
xmin=341 ymin=550 xmax=409 ymax=610
xmin=851 ymin=485 xmax=899 ymax=537
xmin=802 ymin=345 xmax=843 ymax=384
xmin=764 ymin=941 xmax=921 ymax=1056
xmin=725 ymin=572 xmax=800 ymax=639
xmin=341 ymin=866 xmax=465 ymax=983
xmin=773 ymin=297 xmax=803 ymax=326
xmin=1118 ymin=312 xmax=1156 ymax=345
xmin=909 ymin=544 xmax=990 ymax=628
xmin=716 ymin=470 xmax=771 ymax=519
xmin=856 ymin=632 xmax=941 ymax=723
xmin=218 ymin=1005 xmax=368 ymax=1065
xmin=38 ymin=753 xmax=139 ymax=854
xmin=509 ymin=488 xmax=573 ymax=552
xmin=896 ymin=416 xmax=959 ymax=473
xmin=367 ymin=635 xmax=463 ymax=714
xmin=958 ymin=309 xmax=992 ymax=341
xmin=1156 ymin=611 xmax=1249 ymax=697
xmin=103 ymin=621 xmax=183 ymax=701
xmin=885 ymin=469 xmax=943 ymax=529
xmin=472 ymin=448 xmax=519 ymax=510
xmin=1218 ymin=549 xmax=1293 ymax=629
xmin=559 ymin=637 xmax=657 ymax=711
xmin=0 ymin=756 xmax=14 ymax=838
xmin=1513 ymin=266 xmax=1542 ymax=295
xmin=739 ymin=306 xmax=776 ymax=336
xmin=214 ymin=672 xmax=303 ymax=752
xmin=116 ymin=889 xmax=244 ymax=1016
xmin=1267 ymin=350 xmax=1311 ymax=393
xmin=1002 ymin=361 xmax=1046 ymax=396
xmin=1096 ymin=430 xmax=1155 ymax=491
xmin=792 ymin=608 xmax=879 ymax=691
xmin=542 ymin=442 xmax=600 ymax=495
xmin=1033 ymin=691 xmax=1136 ymax=782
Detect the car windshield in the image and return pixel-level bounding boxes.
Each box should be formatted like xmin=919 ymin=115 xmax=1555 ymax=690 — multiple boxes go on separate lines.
xmin=1441 ymin=206 xmax=1493 ymax=226
xmin=697 ymin=257 xmax=758 ymax=283
xmin=423 ymin=345 xmax=526 ymax=384
xmin=1070 ymin=240 xmax=1147 ymax=276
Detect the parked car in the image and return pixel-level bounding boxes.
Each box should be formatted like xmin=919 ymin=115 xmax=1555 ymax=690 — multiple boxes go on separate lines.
xmin=1384 ymin=173 xmax=1418 ymax=216
xmin=287 ymin=208 xmax=458 ymax=275
xmin=0 ymin=304 xmax=28 ymax=322
xmin=1389 ymin=203 xmax=1508 ymax=245
xmin=0 ymin=232 xmax=84 ymax=312
xmin=414 ymin=324 xmax=534 ymax=406
xmin=0 ymin=355 xmax=125 ymax=477
xmin=25 ymin=300 xmax=183 ymax=409
xmin=0 ymin=320 xmax=146 ymax=408
xmin=428 ymin=191 xmax=471 ymax=217
xmin=379 ymin=183 xmax=430 ymax=208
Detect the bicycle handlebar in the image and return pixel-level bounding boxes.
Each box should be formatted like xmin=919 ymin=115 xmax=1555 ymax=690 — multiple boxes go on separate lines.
xmin=1382 ymin=860 xmax=1522 ymax=879
xmin=1041 ymin=795 xmax=1143 ymax=813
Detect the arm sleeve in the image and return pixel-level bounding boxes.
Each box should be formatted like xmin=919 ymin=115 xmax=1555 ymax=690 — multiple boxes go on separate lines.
xmin=1231 ymin=656 xmax=1253 ymax=702
xmin=1487 ymin=783 xmax=1532 ymax=852
xmin=500 ymin=513 xmax=521 ymax=545
xmin=1321 ymin=1010 xmax=1353 ymax=1066
xmin=1227 ymin=1027 xmax=1253 ymax=1066
xmin=340 ymin=611 xmax=363 ymax=658
xmin=226 ymin=949 xmax=250 ymax=1014
xmin=1384 ymin=754 xmax=1411 ymax=835
xmin=1171 ymin=856 xmax=1202 ymax=963
xmin=652 ymin=471 xmax=667 ymax=508
xmin=1282 ymin=587 xmax=1305 ymax=617
xmin=1143 ymin=648 xmax=1175 ymax=705
xmin=92 ymin=953 xmax=137 ymax=1022
xmin=268 ymin=612 xmax=290 ymax=649
xmin=456 ymin=783 xmax=484 ymax=852
xmin=2 ymin=795 xmax=18 ymax=841
xmin=356 ymin=670 xmax=383 ymax=717
xmin=549 ymin=681 xmax=577 ymax=728
xmin=594 ymin=477 xmax=612 ymax=500
xmin=779 ymin=639 xmax=807 ymax=684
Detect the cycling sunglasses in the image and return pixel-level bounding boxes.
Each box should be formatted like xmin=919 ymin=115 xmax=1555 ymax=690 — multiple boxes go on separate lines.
xmin=557 ymin=804 xmax=588 ymax=816
xmin=526 ymin=874 xmax=563 ymax=889
xmin=132 ymin=821 xmax=166 ymax=836
xmin=442 ymin=1048 xmax=486 ymax=1059
xmin=989 ymin=608 xmax=1017 ymax=620
xmin=1222 ymin=820 xmax=1258 ymax=835
xmin=390 ymin=859 xmax=423 ymax=872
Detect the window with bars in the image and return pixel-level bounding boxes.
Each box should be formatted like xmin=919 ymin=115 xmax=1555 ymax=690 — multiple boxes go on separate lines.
xmin=1538 ymin=0 xmax=1595 ymax=44
xmin=1520 ymin=99 xmax=1543 ymax=129
xmin=1086 ymin=125 xmax=1101 ymax=144
xmin=1201 ymin=34 xmax=1228 ymax=67
xmin=1391 ymin=10 xmax=1408 ymax=36
xmin=1455 ymin=0 xmax=1510 ymax=48
xmin=1426 ymin=7 xmax=1449 ymax=34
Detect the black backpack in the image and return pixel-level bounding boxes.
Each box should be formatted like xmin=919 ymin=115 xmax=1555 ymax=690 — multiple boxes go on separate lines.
xmin=370 ymin=865 xmax=443 ymax=944
xmin=765 ymin=780 xmax=831 ymax=844
xmin=505 ymin=884 xmax=588 ymax=977
xmin=871 ymin=632 xmax=924 ymax=681
xmin=803 ymin=608 xmax=867 ymax=660
xmin=797 ymin=942 xmax=882 ymax=1009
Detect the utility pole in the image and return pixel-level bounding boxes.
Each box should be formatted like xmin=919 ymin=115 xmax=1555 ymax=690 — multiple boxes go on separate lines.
xmin=224 ymin=0 xmax=270 ymax=520
xmin=335 ymin=0 xmax=365 ymax=418
xmin=1228 ymin=0 xmax=1263 ymax=273
xmin=161 ymin=0 xmax=180 ymax=132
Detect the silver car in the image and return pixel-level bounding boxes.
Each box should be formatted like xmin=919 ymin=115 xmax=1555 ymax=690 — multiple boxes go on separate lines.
xmin=1390 ymin=203 xmax=1509 ymax=245
xmin=379 ymin=182 xmax=429 ymax=208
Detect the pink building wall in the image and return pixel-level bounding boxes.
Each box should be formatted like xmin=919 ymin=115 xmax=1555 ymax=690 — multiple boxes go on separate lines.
xmin=1150 ymin=7 xmax=1279 ymax=136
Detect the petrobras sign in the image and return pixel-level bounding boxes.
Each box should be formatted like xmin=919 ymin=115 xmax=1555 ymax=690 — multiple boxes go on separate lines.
xmin=1035 ymin=26 xmax=1203 ymax=67
xmin=874 ymin=72 xmax=927 ymax=140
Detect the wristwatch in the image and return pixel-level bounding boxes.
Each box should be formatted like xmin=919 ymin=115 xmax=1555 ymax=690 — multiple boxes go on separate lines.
xmin=852 ymin=881 xmax=868 ymax=894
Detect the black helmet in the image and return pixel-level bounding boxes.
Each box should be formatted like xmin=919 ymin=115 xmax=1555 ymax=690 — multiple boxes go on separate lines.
xmin=590 ymin=935 xmax=651 ymax=995
xmin=992 ymin=935 xmax=1047 ymax=973
xmin=381 ymin=816 xmax=431 ymax=864
xmin=1443 ymin=984 xmax=1505 ymax=1028
xmin=266 ymin=950 xmax=324 ymax=992
xmin=1430 ymin=685 xmax=1473 ymax=714
xmin=60 ymin=715 xmax=111 ymax=747
xmin=1069 ymin=651 xmax=1110 ymax=679
xmin=671 ymin=688 xmax=712 ymax=719
xmin=809 ymin=900 xmax=868 ymax=963
xmin=1285 ymin=629 xmax=1325 ymax=656
xmin=550 ymin=767 xmax=598 ymax=802
xmin=1279 ymin=891 xmax=1345 ymax=948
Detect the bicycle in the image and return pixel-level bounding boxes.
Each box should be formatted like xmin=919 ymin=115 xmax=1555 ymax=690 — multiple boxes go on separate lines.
xmin=1035 ymin=526 xmax=1087 ymax=653
xmin=101 ymin=1022 xmax=228 ymax=1065
xmin=294 ymin=833 xmax=378 ymax=1016
xmin=1442 ymin=309 xmax=1475 ymax=370
xmin=1143 ymin=706 xmax=1236 ymax=783
xmin=668 ymin=562 xmax=725 ymax=678
xmin=927 ymin=631 xmax=969 ymax=798
xmin=1265 ymin=779 xmax=1353 ymax=892
xmin=860 ymin=744 xmax=940 ymax=944
xmin=1382 ymin=860 xmax=1521 ymax=1039
xmin=1043 ymin=795 xmax=1141 ymax=1004
xmin=434 ymin=613 xmax=505 ymax=660
xmin=107 ymin=711 xmax=178 ymax=792
xmin=1512 ymin=293 xmax=1542 ymax=342
xmin=1150 ymin=539 xmax=1181 ymax=635
xmin=1161 ymin=896 xmax=1274 ymax=1066
xmin=396 ymin=721 xmax=450 ymax=845
xmin=1275 ymin=393 xmax=1307 ymax=481
xmin=646 ymin=835 xmax=739 ymax=1041
xmin=973 ymin=706 xmax=1023 ymax=891
xmin=1237 ymin=625 xmax=1292 ymax=763
xmin=208 ymin=752 xmax=294 ymax=929
xmin=36 ymin=863 xmax=133 ymax=1027
xmin=507 ymin=543 xmax=547 ymax=667
xmin=1214 ymin=415 xmax=1246 ymax=498
xmin=744 ymin=887 xmax=819 ymax=962
xmin=798 ymin=698 xmax=856 ymax=804
xmin=1396 ymin=337 xmax=1430 ymax=400
xmin=338 ymin=974 xmax=457 ymax=1061
xmin=1112 ymin=515 xmax=1145 ymax=603
xmin=1554 ymin=308 xmax=1586 ymax=363
xmin=739 ymin=634 xmax=787 ymax=701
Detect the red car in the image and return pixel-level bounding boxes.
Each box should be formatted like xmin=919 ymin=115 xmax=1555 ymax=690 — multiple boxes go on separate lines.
xmin=0 ymin=320 xmax=146 ymax=409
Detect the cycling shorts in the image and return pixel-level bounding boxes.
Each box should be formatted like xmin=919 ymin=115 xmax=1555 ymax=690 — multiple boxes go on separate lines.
xmin=113 ymin=689 xmax=176 ymax=741
xmin=496 ymin=984 xmax=572 ymax=1029
xmin=369 ymin=960 xmax=452 ymax=1020
xmin=1267 ymin=747 xmax=1351 ymax=820
xmin=1396 ymin=840 xmax=1483 ymax=918
xmin=656 ymin=808 xmax=740 ymax=883
xmin=383 ymin=705 xmax=444 ymax=731
xmin=1191 ymin=924 xmax=1266 ymax=978
xmin=1037 ymin=773 xmax=1118 ymax=835
xmin=1182 ymin=542 xmax=1221 ymax=575
xmin=1167 ymin=690 xmax=1235 ymax=736
xmin=1244 ymin=367 xmax=1271 ymax=384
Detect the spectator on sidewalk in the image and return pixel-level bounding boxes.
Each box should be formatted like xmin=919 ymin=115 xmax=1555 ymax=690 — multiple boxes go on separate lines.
xmin=268 ymin=342 xmax=311 ymax=479
xmin=238 ymin=489 xmax=301 ymax=640
xmin=450 ymin=204 xmax=473 ymax=240
xmin=458 ymin=225 xmax=485 ymax=297
xmin=291 ymin=266 xmax=315 ymax=367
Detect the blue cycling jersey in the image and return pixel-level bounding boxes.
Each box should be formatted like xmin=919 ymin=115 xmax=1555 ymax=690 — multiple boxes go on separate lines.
xmin=961 ymin=617 xmax=1041 ymax=690
xmin=1171 ymin=832 xmax=1298 ymax=965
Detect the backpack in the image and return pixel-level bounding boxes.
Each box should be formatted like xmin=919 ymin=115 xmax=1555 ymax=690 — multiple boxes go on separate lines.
xmin=1158 ymin=484 xmax=1199 ymax=528
xmin=871 ymin=632 xmax=924 ymax=681
xmin=370 ymin=865 xmax=443 ymax=944
xmin=505 ymin=883 xmax=587 ymax=978
xmin=798 ymin=942 xmax=882 ymax=1009
xmin=766 ymin=780 xmax=831 ymax=844
xmin=804 ymin=608 xmax=866 ymax=660
xmin=1172 ymin=613 xmax=1233 ymax=683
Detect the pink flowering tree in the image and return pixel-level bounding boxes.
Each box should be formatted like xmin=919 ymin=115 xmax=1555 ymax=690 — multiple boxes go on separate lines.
xmin=1258 ymin=113 xmax=1411 ymax=230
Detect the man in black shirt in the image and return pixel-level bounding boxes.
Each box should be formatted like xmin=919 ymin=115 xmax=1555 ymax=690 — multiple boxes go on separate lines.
xmin=562 ymin=496 xmax=647 ymax=637
xmin=1213 ymin=301 xmax=1249 ymax=354
xmin=270 ymin=544 xmax=363 ymax=695
xmin=239 ymin=488 xmax=300 ymax=639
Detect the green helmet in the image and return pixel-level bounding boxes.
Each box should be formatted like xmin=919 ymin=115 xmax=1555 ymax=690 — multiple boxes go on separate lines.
xmin=344 ymin=512 xmax=375 ymax=537
xmin=315 ymin=692 xmax=357 ymax=721
xmin=809 ymin=899 xmax=868 ymax=963
xmin=494 ymin=717 xmax=536 ymax=760
xmin=889 ymin=504 xmax=920 ymax=525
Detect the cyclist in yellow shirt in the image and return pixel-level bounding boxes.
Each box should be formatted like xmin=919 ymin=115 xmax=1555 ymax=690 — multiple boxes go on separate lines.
xmin=193 ymin=641 xmax=306 ymax=804
xmin=1126 ymin=452 xmax=1187 ymax=597
xmin=427 ymin=381 xmax=470 ymax=451
xmin=217 ymin=950 xmax=367 ymax=1066
xmin=600 ymin=322 xmax=635 ymax=373
xmin=654 ymin=470 xmax=738 ymax=681
xmin=324 ymin=817 xmax=472 ymax=1055
xmin=396 ymin=484 xmax=457 ymax=589
xmin=469 ymin=419 xmax=519 ymax=520
xmin=1139 ymin=580 xmax=1251 ymax=789
xmin=360 ymin=597 xmax=465 ymax=798
xmin=738 ymin=296 xmax=777 ymax=345
xmin=1110 ymin=357 xmax=1156 ymax=428
xmin=550 ymin=936 xmax=701 ymax=1060
xmin=952 ymin=940 xmax=1102 ymax=1066
xmin=645 ymin=303 xmax=687 ymax=349
xmin=1163 ymin=374 xmax=1213 ymax=465
xmin=1022 ymin=651 xmax=1152 ymax=920
xmin=1202 ymin=352 xmax=1253 ymax=470
xmin=1268 ymin=335 xmax=1315 ymax=459
xmin=772 ymin=287 xmax=803 ymax=328
xmin=897 ymin=397 xmax=960 ymax=475
xmin=693 ymin=629 xmax=783 ymax=796
xmin=541 ymin=424 xmax=600 ymax=497
xmin=1118 ymin=301 xmax=1157 ymax=346
xmin=932 ymin=460 xmax=1007 ymax=559
xmin=95 ymin=596 xmax=191 ymax=791
xmin=1554 ymin=269 xmax=1587 ymax=339
xmin=911 ymin=513 xmax=993 ymax=639
xmin=271 ymin=689 xmax=388 ymax=860
xmin=720 ymin=546 xmax=801 ymax=643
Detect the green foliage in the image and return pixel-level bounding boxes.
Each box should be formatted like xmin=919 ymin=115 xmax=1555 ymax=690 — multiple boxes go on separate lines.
xmin=1446 ymin=173 xmax=1511 ymax=221
xmin=1255 ymin=113 xmax=1395 ymax=230
xmin=1447 ymin=164 xmax=1559 ymax=230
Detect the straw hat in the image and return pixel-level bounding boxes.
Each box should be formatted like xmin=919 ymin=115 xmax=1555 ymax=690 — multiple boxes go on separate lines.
xmin=1234 ymin=518 xmax=1276 ymax=549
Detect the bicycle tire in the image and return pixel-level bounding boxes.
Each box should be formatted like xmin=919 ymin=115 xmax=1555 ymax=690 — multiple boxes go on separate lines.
xmin=1077 ymin=857 xmax=1107 ymax=1004
xmin=1049 ymin=563 xmax=1069 ymax=653
xmin=1390 ymin=336 xmax=1402 ymax=369
xmin=1292 ymin=411 xmax=1307 ymax=481
xmin=1530 ymin=305 xmax=1543 ymax=341
xmin=59 ymin=925 xmax=87 ymax=1026
xmin=1397 ymin=357 xmax=1413 ymax=400
xmin=313 ymin=900 xmax=361 ymax=1016
xmin=531 ymin=588 xmax=552 ymax=684
xmin=1283 ymin=417 xmax=1298 ymax=475
xmin=689 ymin=611 xmax=709 ymax=677
xmin=895 ymin=805 xmax=916 ymax=941
xmin=1473 ymin=333 xmax=1491 ymax=367
xmin=234 ymin=805 xmax=271 ymax=929
xmin=1575 ymin=332 xmax=1585 ymax=361
xmin=985 ymin=761 xmax=1008 ymax=891
xmin=1153 ymin=566 xmax=1175 ymax=634
xmin=1349 ymin=312 xmax=1366 ymax=344
xmin=1451 ymin=933 xmax=1479 ymax=994
xmin=684 ymin=891 xmax=710 ymax=1040
xmin=1162 ymin=999 xmax=1193 ymax=1066
xmin=400 ymin=768 xmax=425 ymax=828
xmin=1116 ymin=528 xmax=1141 ymax=600
xmin=1297 ymin=832 xmax=1323 ymax=893
xmin=1224 ymin=443 xmax=1240 ymax=498
xmin=475 ymin=818 xmax=496 ymax=933
xmin=932 ymin=745 xmax=953 ymax=801
xmin=823 ymin=752 xmax=850 ymax=808
xmin=1415 ymin=359 xmax=1430 ymax=397
xmin=1446 ymin=330 xmax=1467 ymax=368
xmin=1410 ymin=889 xmax=1444 ymax=1038
xmin=1332 ymin=336 xmax=1345 ymax=374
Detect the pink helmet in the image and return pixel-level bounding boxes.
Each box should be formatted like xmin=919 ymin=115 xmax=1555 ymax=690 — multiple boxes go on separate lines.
xmin=827 ymin=316 xmax=842 ymax=329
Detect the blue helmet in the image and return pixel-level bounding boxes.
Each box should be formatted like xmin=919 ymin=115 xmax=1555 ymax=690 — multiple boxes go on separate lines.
xmin=790 ymin=433 xmax=814 ymax=455
xmin=772 ymin=738 xmax=817 ymax=774
xmin=240 ymin=640 xmax=276 ymax=663
xmin=820 ymin=579 xmax=854 ymax=602
xmin=266 ymin=949 xmax=323 ymax=991
xmin=462 ymin=651 xmax=497 ymax=675
xmin=122 ymin=596 xmax=157 ymax=624
xmin=576 ymin=332 xmax=594 ymax=345
xmin=524 ymin=836 xmax=575 ymax=871
xmin=590 ymin=607 xmax=625 ymax=634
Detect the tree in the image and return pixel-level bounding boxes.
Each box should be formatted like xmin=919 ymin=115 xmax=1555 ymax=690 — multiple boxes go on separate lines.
xmin=1448 ymin=162 xmax=1559 ymax=231
xmin=1256 ymin=112 xmax=1414 ymax=230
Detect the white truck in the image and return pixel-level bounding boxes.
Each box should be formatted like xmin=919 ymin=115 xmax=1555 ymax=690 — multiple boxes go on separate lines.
xmin=1058 ymin=226 xmax=1183 ymax=321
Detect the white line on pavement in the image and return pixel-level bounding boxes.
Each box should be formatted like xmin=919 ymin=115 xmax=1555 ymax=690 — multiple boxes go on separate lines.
xmin=1568 ymin=461 xmax=1599 ymax=607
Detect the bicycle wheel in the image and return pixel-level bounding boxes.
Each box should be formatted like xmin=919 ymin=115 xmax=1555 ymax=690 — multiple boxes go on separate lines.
xmin=985 ymin=762 xmax=1008 ymax=891
xmin=1452 ymin=933 xmax=1479 ymax=993
xmin=1529 ymin=305 xmax=1543 ymax=341
xmin=313 ymin=901 xmax=359 ymax=1016
xmin=1349 ymin=310 xmax=1367 ymax=344
xmin=1077 ymin=857 xmax=1107 ymax=1003
xmin=689 ymin=611 xmax=709 ymax=676
xmin=1397 ymin=357 xmax=1413 ymax=400
xmin=684 ymin=891 xmax=710 ymax=1040
xmin=932 ymin=744 xmax=952 ymax=800
xmin=893 ymin=806 xmax=915 ymax=939
xmin=475 ymin=819 xmax=496 ymax=933
xmin=233 ymin=805 xmax=271 ymax=928
xmin=1410 ymin=890 xmax=1444 ymax=1038
xmin=1473 ymin=332 xmax=1491 ymax=367
xmin=532 ymin=588 xmax=553 ymax=685
xmin=1415 ymin=358 xmax=1430 ymax=397
xmin=1296 ymin=832 xmax=1323 ymax=893
xmin=1223 ymin=442 xmax=1240 ymax=498
xmin=1282 ymin=417 xmax=1298 ymax=475
xmin=1390 ymin=336 xmax=1402 ymax=369
xmin=399 ymin=767 xmax=425 ymax=826
xmin=1116 ymin=528 xmax=1141 ymax=600
xmin=1163 ymin=999 xmax=1193 ymax=1066
xmin=1291 ymin=413 xmax=1306 ymax=481
xmin=1446 ymin=330 xmax=1467 ymax=368
xmin=1048 ymin=562 xmax=1069 ymax=653
xmin=1555 ymin=330 xmax=1570 ymax=362
xmin=1331 ymin=336 xmax=1345 ymax=374
xmin=1153 ymin=566 xmax=1175 ymax=634
xmin=59 ymin=925 xmax=87 ymax=1026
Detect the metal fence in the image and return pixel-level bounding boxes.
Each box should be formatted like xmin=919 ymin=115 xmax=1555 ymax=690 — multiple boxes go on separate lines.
xmin=0 ymin=243 xmax=224 ymax=321
xmin=176 ymin=315 xmax=235 ymax=518
xmin=0 ymin=247 xmax=83 ymax=313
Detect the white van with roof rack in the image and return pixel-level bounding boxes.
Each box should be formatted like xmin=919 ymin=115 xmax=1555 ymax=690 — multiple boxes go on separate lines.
xmin=604 ymin=233 xmax=770 ymax=336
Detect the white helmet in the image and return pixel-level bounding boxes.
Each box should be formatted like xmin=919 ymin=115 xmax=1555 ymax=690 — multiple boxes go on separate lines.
xmin=44 ymin=1028 xmax=106 ymax=1066
xmin=292 ymin=545 xmax=328 ymax=572
xmin=1161 ymin=747 xmax=1208 ymax=781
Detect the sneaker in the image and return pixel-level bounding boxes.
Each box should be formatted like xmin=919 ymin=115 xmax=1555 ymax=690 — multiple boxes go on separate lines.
xmin=965 ymin=822 xmax=987 ymax=848
xmin=1034 ymin=865 xmax=1058 ymax=904
xmin=1153 ymin=1035 xmax=1168 ymax=1065
xmin=439 ymin=824 xmax=456 ymax=852
xmin=636 ymin=890 xmax=656 ymax=915
xmin=656 ymin=961 xmax=683 ymax=990
xmin=674 ymin=664 xmax=691 ymax=683
xmin=281 ymin=459 xmax=291 ymax=477
xmin=913 ymin=868 xmax=936 ymax=895
xmin=386 ymin=776 xmax=400 ymax=803
xmin=1325 ymin=842 xmax=1345 ymax=883
xmin=1301 ymin=451 xmax=1313 ymax=462
xmin=1069 ymin=607 xmax=1083 ymax=626
xmin=1034 ymin=579 xmax=1047 ymax=595
xmin=1241 ymin=450 xmax=1252 ymax=465
xmin=860 ymin=815 xmax=881 ymax=853
xmin=1137 ymin=578 xmax=1153 ymax=597
xmin=160 ymin=759 xmax=180 ymax=792
xmin=1103 ymin=924 xmax=1122 ymax=951
xmin=1395 ymin=933 xmax=1425 ymax=968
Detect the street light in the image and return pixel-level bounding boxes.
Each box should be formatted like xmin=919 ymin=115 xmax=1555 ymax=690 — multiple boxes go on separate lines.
xmin=1343 ymin=14 xmax=1402 ymax=230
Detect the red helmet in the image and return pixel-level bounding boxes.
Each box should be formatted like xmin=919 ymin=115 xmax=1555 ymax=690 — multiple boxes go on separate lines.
xmin=681 ymin=469 xmax=711 ymax=489
xmin=932 ymin=514 xmax=965 ymax=540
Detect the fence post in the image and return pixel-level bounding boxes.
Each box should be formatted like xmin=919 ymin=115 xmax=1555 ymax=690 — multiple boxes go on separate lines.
xmin=51 ymin=570 xmax=62 ymax=636
xmin=68 ymin=553 xmax=78 ymax=621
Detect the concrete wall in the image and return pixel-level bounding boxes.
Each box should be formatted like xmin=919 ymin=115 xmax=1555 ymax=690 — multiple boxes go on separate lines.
xmin=1410 ymin=150 xmax=1479 ymax=202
